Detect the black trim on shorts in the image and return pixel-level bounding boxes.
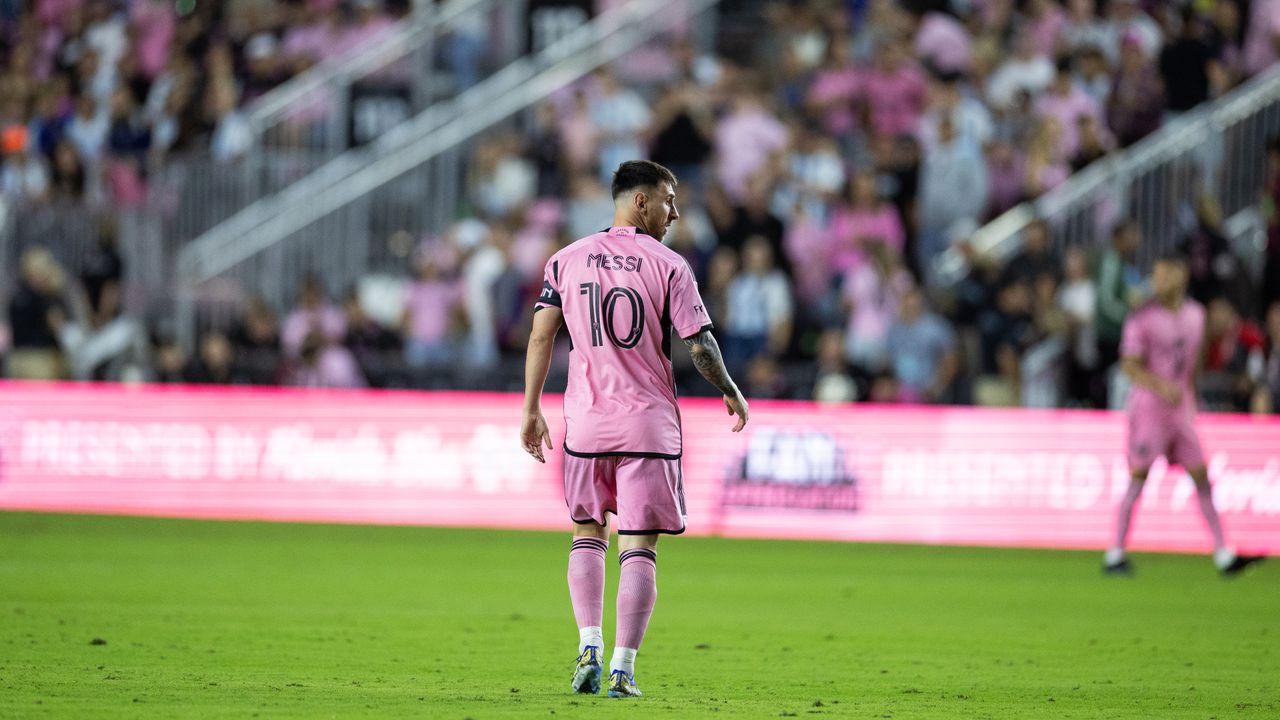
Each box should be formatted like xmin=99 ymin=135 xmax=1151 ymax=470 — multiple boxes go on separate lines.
xmin=618 ymin=526 xmax=687 ymax=536
xmin=572 ymin=516 xmax=610 ymax=527
xmin=564 ymin=445 xmax=682 ymax=460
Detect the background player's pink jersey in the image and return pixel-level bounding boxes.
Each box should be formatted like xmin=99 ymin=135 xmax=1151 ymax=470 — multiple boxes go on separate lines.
xmin=534 ymin=226 xmax=713 ymax=457
xmin=1120 ymin=299 xmax=1205 ymax=418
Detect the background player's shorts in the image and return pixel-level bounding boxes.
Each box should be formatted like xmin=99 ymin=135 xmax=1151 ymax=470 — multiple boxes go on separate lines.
xmin=562 ymin=454 xmax=687 ymax=534
xmin=1127 ymin=412 xmax=1206 ymax=471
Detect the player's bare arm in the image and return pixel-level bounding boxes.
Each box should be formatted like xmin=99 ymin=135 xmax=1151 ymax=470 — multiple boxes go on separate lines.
xmin=684 ymin=329 xmax=749 ymax=432
xmin=521 ymin=307 xmax=563 ymax=463
xmin=1120 ymin=355 xmax=1182 ymax=406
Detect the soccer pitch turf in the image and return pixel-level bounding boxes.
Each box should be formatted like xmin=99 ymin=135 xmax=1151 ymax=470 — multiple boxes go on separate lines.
xmin=0 ymin=513 xmax=1275 ymax=719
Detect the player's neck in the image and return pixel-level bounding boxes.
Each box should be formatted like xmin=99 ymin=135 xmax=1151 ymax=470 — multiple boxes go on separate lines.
xmin=612 ymin=213 xmax=653 ymax=238
xmin=1158 ymin=294 xmax=1185 ymax=311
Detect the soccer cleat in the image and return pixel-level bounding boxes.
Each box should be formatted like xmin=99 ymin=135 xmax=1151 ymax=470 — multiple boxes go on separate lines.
xmin=1103 ymin=558 xmax=1133 ymax=576
xmin=570 ymin=646 xmax=603 ymax=694
xmin=1220 ymin=554 xmax=1265 ymax=578
xmin=607 ymin=669 xmax=642 ymax=698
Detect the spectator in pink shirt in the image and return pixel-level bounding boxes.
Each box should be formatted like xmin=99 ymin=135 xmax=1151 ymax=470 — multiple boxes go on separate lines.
xmin=335 ymin=0 xmax=395 ymax=59
xmin=282 ymin=276 xmax=347 ymax=358
xmin=130 ymin=0 xmax=174 ymax=80
xmin=1023 ymin=116 xmax=1070 ymax=197
xmin=1035 ymin=58 xmax=1105 ymax=161
xmin=861 ymin=40 xmax=926 ymax=138
xmin=282 ymin=4 xmax=341 ymax=73
xmin=843 ymin=243 xmax=913 ymax=374
xmin=559 ymin=89 xmax=598 ymax=176
xmin=402 ymin=251 xmax=463 ymax=367
xmin=829 ymin=168 xmax=905 ymax=274
xmin=782 ymin=201 xmax=832 ymax=308
xmin=1244 ymin=0 xmax=1280 ymax=76
xmin=38 ymin=0 xmax=81 ymax=26
xmin=287 ymin=330 xmax=366 ymax=389
xmin=1024 ymin=0 xmax=1067 ymax=57
xmin=714 ymin=91 xmax=789 ymax=203
xmin=913 ymin=10 xmax=971 ymax=75
xmin=805 ymin=41 xmax=861 ymax=139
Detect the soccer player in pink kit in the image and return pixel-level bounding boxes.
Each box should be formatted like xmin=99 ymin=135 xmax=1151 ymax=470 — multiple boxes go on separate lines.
xmin=520 ymin=160 xmax=750 ymax=698
xmin=1104 ymin=252 xmax=1264 ymax=576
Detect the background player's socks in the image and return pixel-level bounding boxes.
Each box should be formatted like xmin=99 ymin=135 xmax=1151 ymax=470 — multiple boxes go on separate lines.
xmin=615 ymin=548 xmax=657 ymax=658
xmin=1213 ymin=547 xmax=1236 ymax=570
xmin=568 ymin=536 xmax=608 ymax=652
xmin=1104 ymin=547 xmax=1126 ymax=566
xmin=610 ymin=646 xmax=638 ymax=678
xmin=1196 ymin=485 xmax=1228 ymax=552
xmin=1112 ymin=481 xmax=1144 ymax=552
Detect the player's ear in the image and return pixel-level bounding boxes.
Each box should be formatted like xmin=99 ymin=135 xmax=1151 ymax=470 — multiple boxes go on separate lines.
xmin=633 ymin=190 xmax=648 ymax=212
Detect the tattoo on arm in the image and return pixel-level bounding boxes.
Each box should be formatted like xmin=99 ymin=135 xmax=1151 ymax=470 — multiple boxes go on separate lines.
xmin=684 ymin=330 xmax=739 ymax=397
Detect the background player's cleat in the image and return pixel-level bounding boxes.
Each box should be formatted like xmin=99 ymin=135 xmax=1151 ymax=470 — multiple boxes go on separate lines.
xmin=1220 ymin=555 xmax=1265 ymax=577
xmin=606 ymin=669 xmax=643 ymax=698
xmin=570 ymin=646 xmax=602 ymax=694
xmin=1103 ymin=558 xmax=1133 ymax=576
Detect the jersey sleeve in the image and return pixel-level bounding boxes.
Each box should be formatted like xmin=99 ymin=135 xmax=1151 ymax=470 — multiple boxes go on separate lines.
xmin=669 ymin=260 xmax=713 ymax=339
xmin=533 ymin=256 xmax=562 ymax=312
xmin=1119 ymin=310 xmax=1146 ymax=360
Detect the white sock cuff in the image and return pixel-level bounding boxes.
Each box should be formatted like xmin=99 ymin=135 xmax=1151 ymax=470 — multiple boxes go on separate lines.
xmin=610 ymin=646 xmax=637 ymax=675
xmin=579 ymin=626 xmax=603 ymax=652
xmin=1214 ymin=547 xmax=1236 ymax=570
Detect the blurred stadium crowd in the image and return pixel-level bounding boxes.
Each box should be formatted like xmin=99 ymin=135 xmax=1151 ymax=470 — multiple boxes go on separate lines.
xmin=3 ymin=0 xmax=1280 ymax=414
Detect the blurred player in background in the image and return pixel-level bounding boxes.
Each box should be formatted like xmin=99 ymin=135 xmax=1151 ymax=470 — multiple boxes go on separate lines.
xmin=1105 ymin=252 xmax=1264 ymax=577
xmin=521 ymin=160 xmax=749 ymax=698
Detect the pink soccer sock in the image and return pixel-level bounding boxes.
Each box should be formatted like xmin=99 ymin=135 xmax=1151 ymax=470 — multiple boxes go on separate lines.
xmin=567 ymin=537 xmax=608 ymax=635
xmin=615 ymin=548 xmax=658 ymax=650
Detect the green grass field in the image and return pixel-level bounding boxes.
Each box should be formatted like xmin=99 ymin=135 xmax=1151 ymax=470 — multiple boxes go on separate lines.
xmin=0 ymin=512 xmax=1276 ymax=719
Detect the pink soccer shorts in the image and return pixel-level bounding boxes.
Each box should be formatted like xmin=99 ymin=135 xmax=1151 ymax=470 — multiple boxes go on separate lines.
xmin=1127 ymin=412 xmax=1207 ymax=472
xmin=562 ymin=454 xmax=687 ymax=534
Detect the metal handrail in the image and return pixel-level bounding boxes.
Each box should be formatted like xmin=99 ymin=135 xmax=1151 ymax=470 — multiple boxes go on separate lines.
xmin=937 ymin=65 xmax=1280 ymax=282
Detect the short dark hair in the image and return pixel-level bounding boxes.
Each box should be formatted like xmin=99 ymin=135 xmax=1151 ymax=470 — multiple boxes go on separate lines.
xmin=1154 ymin=249 xmax=1189 ymax=267
xmin=611 ymin=160 xmax=677 ymax=199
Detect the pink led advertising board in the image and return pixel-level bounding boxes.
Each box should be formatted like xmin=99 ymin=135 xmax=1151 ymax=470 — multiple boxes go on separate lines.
xmin=1 ymin=382 xmax=1277 ymax=554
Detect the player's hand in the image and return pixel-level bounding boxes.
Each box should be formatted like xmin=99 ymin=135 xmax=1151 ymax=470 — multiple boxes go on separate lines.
xmin=1157 ymin=380 xmax=1183 ymax=407
xmin=520 ymin=412 xmax=554 ymax=463
xmin=724 ymin=393 xmax=749 ymax=433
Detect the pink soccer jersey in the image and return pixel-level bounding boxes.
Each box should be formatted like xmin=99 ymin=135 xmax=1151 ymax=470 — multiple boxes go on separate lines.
xmin=1120 ymin=299 xmax=1206 ymax=420
xmin=534 ymin=226 xmax=713 ymax=457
